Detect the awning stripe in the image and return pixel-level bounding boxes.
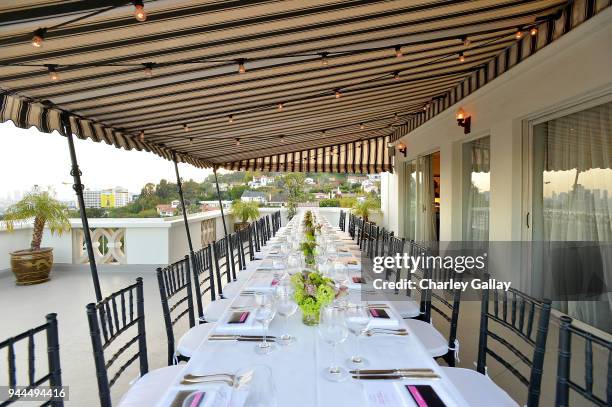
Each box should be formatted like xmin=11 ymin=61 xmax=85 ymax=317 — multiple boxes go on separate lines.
xmin=391 ymin=0 xmax=605 ymax=143
xmin=221 ymin=135 xmax=390 ymax=174
xmin=0 ymin=91 xmax=212 ymax=168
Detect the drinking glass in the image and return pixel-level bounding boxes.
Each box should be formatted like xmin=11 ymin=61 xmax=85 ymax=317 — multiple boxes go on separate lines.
xmin=346 ymin=304 xmax=370 ymax=368
xmin=275 ymin=290 xmax=298 ymax=346
xmin=318 ymin=305 xmax=349 ymax=381
xmin=231 ymin=365 xmax=278 ymax=407
xmin=254 ymin=298 xmax=277 ymax=355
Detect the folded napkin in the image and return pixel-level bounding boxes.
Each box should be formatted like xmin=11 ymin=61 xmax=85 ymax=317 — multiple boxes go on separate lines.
xmin=213 ymin=311 xmax=265 ymax=335
xmin=243 ymin=274 xmax=279 ymax=292
xmin=366 ymin=307 xmax=401 ymax=329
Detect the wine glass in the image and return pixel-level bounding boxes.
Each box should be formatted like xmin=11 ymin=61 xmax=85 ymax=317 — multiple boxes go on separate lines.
xmin=254 ymin=297 xmax=277 ymax=355
xmin=275 ymin=288 xmax=298 ymax=346
xmin=318 ymin=305 xmax=349 ymax=382
xmin=346 ymin=304 xmax=370 ymax=368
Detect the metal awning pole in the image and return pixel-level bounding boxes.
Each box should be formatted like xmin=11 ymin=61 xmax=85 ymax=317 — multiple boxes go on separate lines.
xmin=173 ymin=153 xmax=194 ymax=256
xmin=213 ymin=166 xmax=229 ymax=240
xmin=62 ymin=113 xmax=102 ymax=302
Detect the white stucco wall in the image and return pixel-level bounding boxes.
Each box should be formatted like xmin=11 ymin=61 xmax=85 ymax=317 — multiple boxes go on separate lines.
xmin=384 ymin=8 xmax=612 ymax=241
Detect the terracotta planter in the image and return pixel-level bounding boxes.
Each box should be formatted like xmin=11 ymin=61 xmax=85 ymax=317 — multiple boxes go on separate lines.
xmin=234 ymin=222 xmax=249 ymax=231
xmin=10 ymin=247 xmax=53 ymax=285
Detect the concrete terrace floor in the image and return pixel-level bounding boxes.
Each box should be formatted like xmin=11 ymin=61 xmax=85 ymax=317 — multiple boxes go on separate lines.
xmin=0 ymin=266 xmax=604 ymax=406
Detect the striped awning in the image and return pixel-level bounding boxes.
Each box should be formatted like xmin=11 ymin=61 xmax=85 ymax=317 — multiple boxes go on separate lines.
xmin=0 ymin=0 xmax=604 ymax=173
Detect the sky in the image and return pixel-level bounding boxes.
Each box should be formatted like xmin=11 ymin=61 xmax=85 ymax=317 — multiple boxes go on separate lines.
xmin=0 ymin=121 xmax=213 ymax=202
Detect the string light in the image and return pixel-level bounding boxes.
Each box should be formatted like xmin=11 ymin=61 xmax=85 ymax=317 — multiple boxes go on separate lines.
xmin=335 ymin=89 xmax=342 ymax=99
xmin=461 ymin=35 xmax=471 ymax=48
xmin=237 ymin=59 xmax=246 ymax=74
xmin=515 ymin=29 xmax=523 ymax=40
xmin=530 ymin=27 xmax=538 ymax=36
xmin=139 ymin=130 xmax=145 ymax=142
xmin=393 ymin=71 xmax=400 ymax=80
xmin=228 ymin=114 xmax=234 ymax=123
xmin=321 ymin=130 xmax=327 ymax=135
xmin=359 ymin=123 xmax=364 ymax=130
xmin=320 ymin=52 xmax=329 ymax=66
xmin=235 ymin=138 xmax=240 ymax=146
xmin=458 ymin=52 xmax=465 ymax=62
xmin=280 ymin=135 xmax=285 ymax=142
xmin=46 ymin=64 xmax=59 ymax=81
xmin=277 ymin=102 xmax=284 ymax=111
xmin=133 ymin=0 xmax=147 ymax=22
xmin=189 ymin=137 xmax=193 ymax=144
xmin=31 ymin=28 xmax=46 ymax=48
xmin=183 ymin=123 xmax=190 ymax=132
xmin=143 ymin=62 xmax=154 ymax=77
xmin=394 ymin=46 xmax=402 ymax=58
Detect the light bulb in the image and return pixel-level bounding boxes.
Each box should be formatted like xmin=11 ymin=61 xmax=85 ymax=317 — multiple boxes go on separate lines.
xmin=139 ymin=131 xmax=145 ymax=142
xmin=31 ymin=28 xmax=46 ymax=48
xmin=515 ymin=30 xmax=523 ymax=40
xmin=458 ymin=52 xmax=465 ymax=62
xmin=277 ymin=102 xmax=284 ymax=111
xmin=237 ymin=59 xmax=246 ymax=74
xmin=394 ymin=71 xmax=400 ymax=80
xmin=235 ymin=138 xmax=240 ymax=146
xmin=189 ymin=137 xmax=193 ymax=144
xmin=359 ymin=123 xmax=364 ymax=130
xmin=134 ymin=1 xmax=147 ymax=22
xmin=462 ymin=36 xmax=471 ymax=48
xmin=394 ymin=46 xmax=402 ymax=58
xmin=143 ymin=63 xmax=153 ymax=77
xmin=320 ymin=52 xmax=329 ymax=66
xmin=280 ymin=135 xmax=285 ymax=142
xmin=397 ymin=141 xmax=406 ymax=151
xmin=46 ymin=65 xmax=59 ymax=81
xmin=183 ymin=123 xmax=190 ymax=132
xmin=456 ymin=108 xmax=465 ymax=120
xmin=228 ymin=115 xmax=234 ymax=123
xmin=335 ymin=89 xmax=341 ymax=99
xmin=530 ymin=27 xmax=538 ymax=36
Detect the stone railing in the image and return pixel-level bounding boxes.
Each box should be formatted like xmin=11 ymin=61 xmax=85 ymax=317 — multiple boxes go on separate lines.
xmin=0 ymin=208 xmax=290 ymax=272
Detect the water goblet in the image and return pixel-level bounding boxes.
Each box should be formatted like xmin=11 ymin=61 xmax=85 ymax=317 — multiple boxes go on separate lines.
xmin=318 ymin=305 xmax=349 ymax=382
xmin=345 ymin=304 xmax=370 ymax=368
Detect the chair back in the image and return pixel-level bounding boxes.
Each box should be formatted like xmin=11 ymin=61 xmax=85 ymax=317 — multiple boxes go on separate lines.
xmin=0 ymin=314 xmax=63 ymax=407
xmin=239 ymin=224 xmax=255 ymax=262
xmin=86 ymin=278 xmax=148 ymax=407
xmin=191 ymin=246 xmax=217 ymax=321
xmin=229 ymin=232 xmax=245 ymax=275
xmin=379 ymin=228 xmax=395 ymax=257
xmin=477 ymin=274 xmax=552 ymax=407
xmin=348 ymin=213 xmax=356 ymax=238
xmin=157 ymin=256 xmax=196 ymax=365
xmin=555 ymin=316 xmax=611 ymax=407
xmin=265 ymin=215 xmax=272 ymax=240
xmin=339 ymin=210 xmax=346 ymax=231
xmin=213 ymin=237 xmax=233 ymax=292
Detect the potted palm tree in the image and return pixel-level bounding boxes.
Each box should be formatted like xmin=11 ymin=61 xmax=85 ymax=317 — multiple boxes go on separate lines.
xmin=231 ymin=200 xmax=260 ymax=231
xmin=2 ymin=192 xmax=71 ymax=285
xmin=351 ymin=198 xmax=378 ymax=223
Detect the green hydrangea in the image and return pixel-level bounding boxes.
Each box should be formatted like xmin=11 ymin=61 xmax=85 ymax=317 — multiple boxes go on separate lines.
xmin=316 ymin=284 xmax=335 ymax=306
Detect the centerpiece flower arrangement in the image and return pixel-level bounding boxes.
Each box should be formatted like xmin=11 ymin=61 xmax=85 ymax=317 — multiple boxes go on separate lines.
xmin=291 ymin=271 xmax=335 ymax=325
xmin=291 ymin=211 xmax=347 ymax=325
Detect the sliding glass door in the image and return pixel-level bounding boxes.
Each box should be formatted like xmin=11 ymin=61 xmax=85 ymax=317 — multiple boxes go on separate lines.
xmin=404 ymin=153 xmax=439 ymax=242
xmin=528 ymin=100 xmax=612 ymax=332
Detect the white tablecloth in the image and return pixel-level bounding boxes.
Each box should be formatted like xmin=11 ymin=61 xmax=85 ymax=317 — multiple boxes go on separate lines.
xmin=155 ymin=220 xmax=470 ymax=407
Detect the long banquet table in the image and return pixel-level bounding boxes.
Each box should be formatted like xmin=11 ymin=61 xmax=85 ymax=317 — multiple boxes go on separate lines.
xmin=155 ymin=214 xmax=470 ymax=407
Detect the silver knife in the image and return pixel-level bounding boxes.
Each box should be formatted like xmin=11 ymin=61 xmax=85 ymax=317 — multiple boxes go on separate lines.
xmin=350 ymin=368 xmax=433 ymax=375
xmin=352 ymin=374 xmax=440 ymax=380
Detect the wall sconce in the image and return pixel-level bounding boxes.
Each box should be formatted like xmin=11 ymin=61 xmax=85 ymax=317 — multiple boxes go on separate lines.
xmin=396 ymin=141 xmax=407 ymax=157
xmin=456 ymin=108 xmax=471 ymax=134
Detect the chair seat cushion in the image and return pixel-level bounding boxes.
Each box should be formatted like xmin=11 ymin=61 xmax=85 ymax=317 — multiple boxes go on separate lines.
xmin=441 ymin=367 xmax=519 ymax=407
xmin=221 ymin=282 xmax=242 ymax=299
xmin=393 ymin=299 xmax=421 ymax=318
xmin=203 ymin=298 xmax=232 ymax=322
xmin=404 ymin=318 xmax=448 ymax=357
xmin=177 ymin=323 xmax=215 ymax=358
xmin=118 ymin=365 xmax=183 ymax=407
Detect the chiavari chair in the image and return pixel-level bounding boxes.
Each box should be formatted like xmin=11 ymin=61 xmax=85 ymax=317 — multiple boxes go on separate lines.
xmin=0 ymin=314 xmax=63 ymax=407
